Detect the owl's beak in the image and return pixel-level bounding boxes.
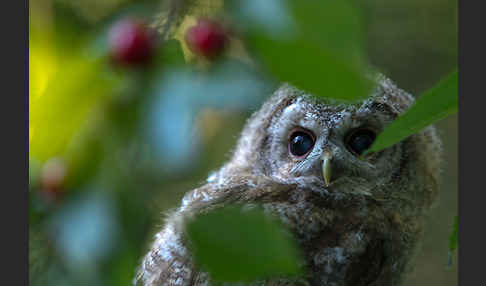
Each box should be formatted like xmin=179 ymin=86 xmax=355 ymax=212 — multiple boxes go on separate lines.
xmin=321 ymin=151 xmax=332 ymax=187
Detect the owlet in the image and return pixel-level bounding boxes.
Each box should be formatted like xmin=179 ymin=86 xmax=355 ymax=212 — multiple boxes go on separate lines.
xmin=135 ymin=75 xmax=442 ymax=286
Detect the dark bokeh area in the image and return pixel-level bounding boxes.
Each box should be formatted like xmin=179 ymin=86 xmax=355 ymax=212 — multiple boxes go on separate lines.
xmin=29 ymin=0 xmax=457 ymax=285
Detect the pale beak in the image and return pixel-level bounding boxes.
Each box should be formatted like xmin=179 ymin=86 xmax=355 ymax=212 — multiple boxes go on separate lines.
xmin=321 ymin=151 xmax=332 ymax=187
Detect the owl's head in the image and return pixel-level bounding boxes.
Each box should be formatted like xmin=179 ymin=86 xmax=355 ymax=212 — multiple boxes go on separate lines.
xmin=220 ymin=75 xmax=441 ymax=208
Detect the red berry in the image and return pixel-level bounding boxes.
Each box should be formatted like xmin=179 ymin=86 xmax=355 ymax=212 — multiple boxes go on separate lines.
xmin=185 ymin=19 xmax=229 ymax=60
xmin=108 ymin=18 xmax=156 ymax=67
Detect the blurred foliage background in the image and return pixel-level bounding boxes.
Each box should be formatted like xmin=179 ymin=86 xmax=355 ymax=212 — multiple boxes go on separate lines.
xmin=29 ymin=0 xmax=457 ymax=285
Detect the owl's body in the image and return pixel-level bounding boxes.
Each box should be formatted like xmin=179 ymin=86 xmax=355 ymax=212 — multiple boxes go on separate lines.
xmin=136 ymin=76 xmax=442 ymax=286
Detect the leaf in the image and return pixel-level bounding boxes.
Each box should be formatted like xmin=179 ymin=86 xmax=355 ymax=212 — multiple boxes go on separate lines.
xmin=29 ymin=30 xmax=58 ymax=104
xmin=238 ymin=0 xmax=372 ymax=101
xmin=289 ymin=0 xmax=366 ymax=62
xmin=447 ymin=215 xmax=458 ymax=268
xmin=29 ymin=57 xmax=118 ymax=161
xmin=186 ymin=206 xmax=302 ymax=283
xmin=449 ymin=215 xmax=458 ymax=253
xmin=29 ymin=24 xmax=121 ymax=162
xmin=366 ymin=70 xmax=458 ymax=154
xmin=249 ymin=34 xmax=372 ymax=102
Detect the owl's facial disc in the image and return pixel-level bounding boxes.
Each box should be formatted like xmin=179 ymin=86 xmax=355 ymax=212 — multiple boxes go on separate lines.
xmin=268 ymin=93 xmax=400 ymax=192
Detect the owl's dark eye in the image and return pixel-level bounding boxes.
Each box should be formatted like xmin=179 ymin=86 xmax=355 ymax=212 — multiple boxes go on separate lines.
xmin=345 ymin=128 xmax=376 ymax=156
xmin=289 ymin=129 xmax=315 ymax=157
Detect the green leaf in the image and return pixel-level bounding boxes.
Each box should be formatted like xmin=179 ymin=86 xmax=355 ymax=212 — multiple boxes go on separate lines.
xmin=366 ymin=70 xmax=458 ymax=153
xmin=289 ymin=0 xmax=365 ymax=62
xmin=249 ymin=34 xmax=372 ymax=102
xmin=447 ymin=215 xmax=458 ymax=269
xmin=239 ymin=0 xmax=372 ymax=101
xmin=449 ymin=215 xmax=458 ymax=253
xmin=186 ymin=206 xmax=302 ymax=283
xmin=29 ymin=54 xmax=120 ymax=162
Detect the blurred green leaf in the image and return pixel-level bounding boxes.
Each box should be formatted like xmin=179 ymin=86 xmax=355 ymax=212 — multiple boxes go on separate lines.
xmin=449 ymin=215 xmax=458 ymax=253
xmin=447 ymin=215 xmax=458 ymax=268
xmin=249 ymin=34 xmax=372 ymax=102
xmin=155 ymin=39 xmax=186 ymax=67
xmin=186 ymin=206 xmax=302 ymax=283
xmin=289 ymin=0 xmax=365 ymax=61
xmin=367 ymin=70 xmax=458 ymax=153
xmin=64 ymin=130 xmax=106 ymax=190
xmin=241 ymin=0 xmax=372 ymax=101
xmin=108 ymin=248 xmax=140 ymax=286
xmin=29 ymin=55 xmax=119 ymax=161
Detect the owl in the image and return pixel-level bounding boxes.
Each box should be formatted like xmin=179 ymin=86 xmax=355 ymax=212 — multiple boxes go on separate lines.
xmin=135 ymin=75 xmax=442 ymax=286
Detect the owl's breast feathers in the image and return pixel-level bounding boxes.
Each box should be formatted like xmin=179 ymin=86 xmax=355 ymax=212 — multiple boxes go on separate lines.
xmin=137 ymin=174 xmax=428 ymax=286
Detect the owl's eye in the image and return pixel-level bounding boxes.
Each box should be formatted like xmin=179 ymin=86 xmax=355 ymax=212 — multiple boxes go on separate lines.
xmin=289 ymin=129 xmax=315 ymax=157
xmin=345 ymin=128 xmax=376 ymax=156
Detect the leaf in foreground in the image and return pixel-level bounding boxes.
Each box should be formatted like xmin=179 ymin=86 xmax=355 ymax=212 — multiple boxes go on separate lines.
xmin=186 ymin=206 xmax=302 ymax=283
xmin=447 ymin=215 xmax=458 ymax=268
xmin=249 ymin=34 xmax=372 ymax=102
xmin=231 ymin=0 xmax=372 ymax=102
xmin=367 ymin=70 xmax=458 ymax=154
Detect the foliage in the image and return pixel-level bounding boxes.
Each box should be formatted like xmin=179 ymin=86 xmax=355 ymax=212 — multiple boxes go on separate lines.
xmin=29 ymin=0 xmax=457 ymax=285
xmin=186 ymin=206 xmax=302 ymax=282
xmin=447 ymin=215 xmax=458 ymax=268
xmin=233 ymin=0 xmax=373 ymax=102
xmin=449 ymin=215 xmax=458 ymax=253
xmin=367 ymin=70 xmax=458 ymax=154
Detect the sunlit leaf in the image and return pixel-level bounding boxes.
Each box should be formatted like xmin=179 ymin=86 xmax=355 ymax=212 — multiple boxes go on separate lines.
xmin=367 ymin=70 xmax=458 ymax=154
xmin=29 ymin=33 xmax=57 ymax=103
xmin=29 ymin=56 xmax=118 ymax=161
xmin=186 ymin=206 xmax=302 ymax=282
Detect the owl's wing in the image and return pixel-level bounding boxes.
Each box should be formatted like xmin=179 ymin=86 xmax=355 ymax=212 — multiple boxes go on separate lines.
xmin=135 ymin=183 xmax=227 ymax=286
xmin=135 ymin=176 xmax=296 ymax=286
xmin=135 ymin=210 xmax=198 ymax=286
